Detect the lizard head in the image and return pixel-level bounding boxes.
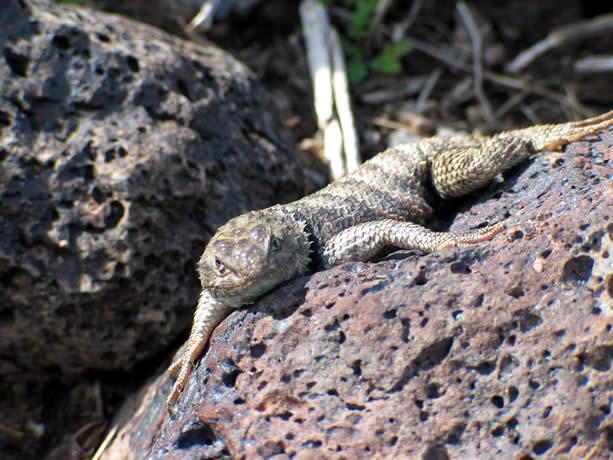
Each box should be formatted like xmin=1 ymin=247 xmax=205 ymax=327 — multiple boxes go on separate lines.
xmin=197 ymin=210 xmax=311 ymax=305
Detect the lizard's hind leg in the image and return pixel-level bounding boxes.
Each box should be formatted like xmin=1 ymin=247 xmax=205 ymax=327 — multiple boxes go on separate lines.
xmin=431 ymin=136 xmax=535 ymax=199
xmin=431 ymin=110 xmax=613 ymax=199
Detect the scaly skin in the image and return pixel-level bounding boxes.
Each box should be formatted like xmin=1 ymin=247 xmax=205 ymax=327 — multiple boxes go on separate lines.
xmin=167 ymin=110 xmax=613 ymax=410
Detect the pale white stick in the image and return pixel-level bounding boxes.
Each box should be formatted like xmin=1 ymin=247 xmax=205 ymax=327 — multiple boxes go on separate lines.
xmin=300 ymin=0 xmax=346 ymax=179
xmin=188 ymin=0 xmax=222 ymax=31
xmin=574 ymin=55 xmax=613 ymax=74
xmin=507 ymin=14 xmax=613 ymax=73
xmin=329 ymin=28 xmax=360 ymax=173
xmin=300 ymin=0 xmax=334 ymax=127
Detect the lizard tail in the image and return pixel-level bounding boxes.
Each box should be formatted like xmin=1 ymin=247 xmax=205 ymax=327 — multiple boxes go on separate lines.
xmin=510 ymin=109 xmax=613 ymax=151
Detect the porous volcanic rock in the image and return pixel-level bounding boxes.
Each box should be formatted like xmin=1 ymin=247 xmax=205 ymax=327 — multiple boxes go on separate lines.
xmin=100 ymin=127 xmax=613 ymax=459
xmin=0 ymin=0 xmax=318 ymax=457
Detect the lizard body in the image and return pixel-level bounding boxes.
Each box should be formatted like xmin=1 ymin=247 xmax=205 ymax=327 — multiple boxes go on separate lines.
xmin=167 ymin=110 xmax=613 ymax=409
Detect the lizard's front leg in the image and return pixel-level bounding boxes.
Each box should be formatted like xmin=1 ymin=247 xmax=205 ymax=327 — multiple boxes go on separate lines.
xmin=321 ymin=219 xmax=505 ymax=267
xmin=167 ymin=289 xmax=232 ymax=409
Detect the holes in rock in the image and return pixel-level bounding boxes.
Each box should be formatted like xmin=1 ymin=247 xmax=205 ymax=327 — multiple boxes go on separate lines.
xmin=418 ymin=337 xmax=453 ymax=369
xmin=509 ymin=229 xmax=524 ymax=241
xmin=529 ymin=379 xmax=540 ymax=389
xmin=325 ymin=301 xmax=336 ymax=310
xmin=606 ymin=426 xmax=613 ymax=450
xmin=422 ymin=444 xmax=449 ymax=460
xmin=532 ymin=439 xmax=552 ymax=455
xmin=542 ymin=406 xmax=552 ymax=418
xmin=491 ymin=395 xmax=504 ymax=409
xmin=90 ymin=185 xmax=105 ymax=204
xmin=507 ymin=285 xmax=524 ymax=298
xmin=540 ymin=249 xmax=552 ymax=259
xmin=401 ymin=318 xmax=411 ymax=343
xmin=301 ymin=308 xmax=312 ymax=317
xmin=446 ymin=422 xmax=465 ymax=443
xmin=0 ymin=110 xmax=12 ymax=128
xmin=327 ymin=388 xmax=339 ymax=396
xmin=561 ymin=255 xmax=594 ymax=283
xmin=414 ymin=270 xmax=428 ymax=285
xmin=221 ymin=359 xmax=242 ymax=388
xmin=177 ymin=78 xmax=190 ymax=100
xmin=51 ymin=34 xmax=71 ymax=50
xmin=450 ymin=260 xmax=471 ymax=274
xmin=425 ymin=383 xmax=440 ymax=399
xmin=383 ymin=308 xmax=397 ymax=319
xmin=96 ymin=32 xmax=110 ymax=42
xmin=234 ymin=397 xmax=246 ymax=405
xmin=250 ymin=343 xmax=266 ymax=358
xmin=351 ymin=360 xmax=362 ymax=376
xmin=491 ymin=425 xmax=504 ymax=437
xmin=476 ymin=360 xmax=495 ymax=375
xmin=513 ymin=309 xmax=542 ymax=332
xmin=507 ymin=386 xmax=519 ymax=402
xmin=606 ymin=274 xmax=613 ymax=298
xmin=281 ymin=374 xmax=291 ymax=383
xmin=285 ymin=432 xmax=295 ymax=440
xmin=325 ymin=319 xmax=340 ymax=332
xmin=361 ymin=280 xmax=390 ymax=295
xmin=105 ymin=200 xmax=125 ymax=229
xmin=4 ymin=47 xmax=30 ymax=76
xmin=419 ymin=411 xmax=429 ymax=421
xmin=293 ymin=369 xmax=304 ymax=378
xmin=258 ymin=441 xmax=285 ymax=457
xmin=346 ymin=402 xmax=365 ymax=410
xmin=126 ymin=55 xmax=139 ymax=73
xmin=473 ymin=293 xmax=484 ymax=308
xmin=302 ymin=439 xmax=322 ymax=448
xmin=388 ymin=436 xmax=398 ymax=446
xmin=177 ymin=422 xmax=216 ymax=448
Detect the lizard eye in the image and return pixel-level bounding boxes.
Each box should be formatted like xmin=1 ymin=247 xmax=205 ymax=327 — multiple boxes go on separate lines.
xmin=213 ymin=257 xmax=227 ymax=275
xmin=271 ymin=236 xmax=281 ymax=252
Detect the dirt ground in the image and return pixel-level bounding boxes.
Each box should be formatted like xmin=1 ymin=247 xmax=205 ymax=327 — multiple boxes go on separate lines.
xmin=96 ymin=0 xmax=613 ymax=163
xmin=201 ymin=0 xmax=613 ymax=160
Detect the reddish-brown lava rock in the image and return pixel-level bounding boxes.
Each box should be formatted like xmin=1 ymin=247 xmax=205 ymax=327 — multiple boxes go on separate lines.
xmin=99 ymin=127 xmax=613 ymax=458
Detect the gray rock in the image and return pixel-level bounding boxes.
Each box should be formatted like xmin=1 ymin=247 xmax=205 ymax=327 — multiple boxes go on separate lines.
xmin=0 ymin=0 xmax=318 ymax=439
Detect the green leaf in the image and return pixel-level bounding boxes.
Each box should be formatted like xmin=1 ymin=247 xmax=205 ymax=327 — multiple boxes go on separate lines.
xmin=348 ymin=58 xmax=369 ymax=83
xmin=348 ymin=0 xmax=379 ymax=39
xmin=368 ymin=54 xmax=402 ymax=74
xmin=383 ymin=40 xmax=412 ymax=58
xmin=340 ymin=37 xmax=363 ymax=59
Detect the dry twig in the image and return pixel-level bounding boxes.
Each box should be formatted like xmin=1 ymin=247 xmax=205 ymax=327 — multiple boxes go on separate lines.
xmin=456 ymin=1 xmax=494 ymax=123
xmin=507 ymin=13 xmax=613 ymax=73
